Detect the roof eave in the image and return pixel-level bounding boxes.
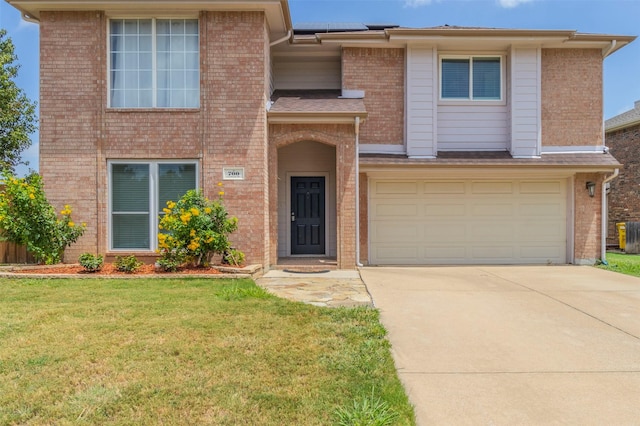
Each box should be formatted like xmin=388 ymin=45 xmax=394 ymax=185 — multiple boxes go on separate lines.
xmin=268 ymin=111 xmax=368 ymax=124
xmin=605 ymin=118 xmax=640 ymax=133
xmin=7 ymin=0 xmax=292 ymax=35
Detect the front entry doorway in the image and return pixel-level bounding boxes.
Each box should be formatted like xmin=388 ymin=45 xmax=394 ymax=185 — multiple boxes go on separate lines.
xmin=291 ymin=176 xmax=326 ymax=255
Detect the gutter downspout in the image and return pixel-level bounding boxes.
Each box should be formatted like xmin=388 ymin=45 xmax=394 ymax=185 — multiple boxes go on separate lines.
xmin=355 ymin=117 xmax=363 ymax=267
xmin=601 ymin=168 xmax=619 ymax=263
xmin=270 ymin=30 xmax=292 ymax=47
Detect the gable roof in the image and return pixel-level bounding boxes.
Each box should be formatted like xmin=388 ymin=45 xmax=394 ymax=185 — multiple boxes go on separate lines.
xmin=605 ymin=101 xmax=640 ymax=133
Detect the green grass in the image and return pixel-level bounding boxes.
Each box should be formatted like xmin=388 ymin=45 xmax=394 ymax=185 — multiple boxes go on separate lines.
xmin=598 ymin=252 xmax=640 ymax=277
xmin=0 ymin=278 xmax=414 ymax=425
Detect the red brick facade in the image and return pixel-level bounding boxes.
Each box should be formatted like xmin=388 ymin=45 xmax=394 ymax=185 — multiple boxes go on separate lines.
xmin=574 ymin=173 xmax=604 ymax=263
xmin=606 ymin=123 xmax=640 ymax=246
xmin=541 ymin=49 xmax=603 ymax=148
xmin=40 ymin=11 xmax=271 ymax=265
xmin=342 ymin=48 xmax=405 ymax=146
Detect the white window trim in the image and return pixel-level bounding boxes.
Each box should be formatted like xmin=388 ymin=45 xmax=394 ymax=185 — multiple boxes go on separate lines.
xmin=108 ymin=160 xmax=199 ymax=252
xmin=438 ymin=54 xmax=506 ymax=105
xmin=107 ymin=17 xmax=200 ymax=109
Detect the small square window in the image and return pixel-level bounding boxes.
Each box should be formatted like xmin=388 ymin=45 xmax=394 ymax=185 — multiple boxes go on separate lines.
xmin=441 ymin=56 xmax=502 ymax=101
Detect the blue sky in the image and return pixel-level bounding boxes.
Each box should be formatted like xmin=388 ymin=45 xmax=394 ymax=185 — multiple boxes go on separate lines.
xmin=2 ymin=0 xmax=640 ymax=175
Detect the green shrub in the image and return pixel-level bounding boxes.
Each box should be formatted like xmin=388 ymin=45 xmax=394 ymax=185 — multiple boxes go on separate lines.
xmin=158 ymin=188 xmax=239 ymax=267
xmin=114 ymin=255 xmax=142 ymax=273
xmin=223 ymin=248 xmax=245 ymax=267
xmin=78 ymin=253 xmax=103 ymax=272
xmin=0 ymin=170 xmax=86 ymax=264
xmin=155 ymin=256 xmax=181 ymax=272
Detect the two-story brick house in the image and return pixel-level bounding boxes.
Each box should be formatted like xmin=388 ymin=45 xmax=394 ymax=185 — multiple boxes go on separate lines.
xmin=7 ymin=0 xmax=634 ymax=268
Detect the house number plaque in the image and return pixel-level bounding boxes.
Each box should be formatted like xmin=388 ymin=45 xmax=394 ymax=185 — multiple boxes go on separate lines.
xmin=223 ymin=167 xmax=245 ymax=180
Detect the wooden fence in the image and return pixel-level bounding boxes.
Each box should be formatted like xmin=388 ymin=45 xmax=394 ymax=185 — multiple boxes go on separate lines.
xmin=0 ymin=241 xmax=35 ymax=264
xmin=626 ymin=222 xmax=640 ymax=255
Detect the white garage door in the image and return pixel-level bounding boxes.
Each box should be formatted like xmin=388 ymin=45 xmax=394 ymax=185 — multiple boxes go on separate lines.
xmin=370 ymin=179 xmax=567 ymax=265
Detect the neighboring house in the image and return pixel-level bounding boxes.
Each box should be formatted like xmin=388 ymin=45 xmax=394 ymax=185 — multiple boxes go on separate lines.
xmin=605 ymin=101 xmax=640 ymax=247
xmin=6 ymin=0 xmax=635 ymax=268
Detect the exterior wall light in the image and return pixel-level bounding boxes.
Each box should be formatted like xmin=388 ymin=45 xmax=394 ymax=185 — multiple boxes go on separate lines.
xmin=586 ymin=181 xmax=596 ymax=197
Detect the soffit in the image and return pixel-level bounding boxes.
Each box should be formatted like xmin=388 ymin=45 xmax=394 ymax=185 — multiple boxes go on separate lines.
xmin=359 ymin=152 xmax=621 ymax=173
xmin=8 ymin=0 xmax=291 ymax=37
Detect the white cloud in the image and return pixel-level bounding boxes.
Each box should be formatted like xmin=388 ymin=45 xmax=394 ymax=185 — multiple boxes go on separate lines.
xmin=497 ymin=0 xmax=534 ymax=8
xmin=404 ymin=0 xmax=434 ymax=8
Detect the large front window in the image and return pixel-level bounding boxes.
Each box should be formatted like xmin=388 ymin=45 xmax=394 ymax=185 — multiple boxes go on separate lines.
xmin=440 ymin=56 xmax=502 ymax=101
xmin=109 ymin=19 xmax=200 ymax=108
xmin=109 ymin=161 xmax=197 ymax=250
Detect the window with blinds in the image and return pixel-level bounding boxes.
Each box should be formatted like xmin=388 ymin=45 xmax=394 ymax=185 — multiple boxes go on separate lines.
xmin=440 ymin=56 xmax=502 ymax=101
xmin=110 ymin=161 xmax=197 ymax=250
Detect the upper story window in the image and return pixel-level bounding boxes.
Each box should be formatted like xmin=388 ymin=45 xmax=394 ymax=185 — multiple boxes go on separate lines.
xmin=440 ymin=55 xmax=502 ymax=102
xmin=109 ymin=19 xmax=200 ymax=108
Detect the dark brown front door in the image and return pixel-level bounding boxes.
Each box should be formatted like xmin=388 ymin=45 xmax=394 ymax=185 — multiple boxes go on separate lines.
xmin=291 ymin=176 xmax=325 ymax=255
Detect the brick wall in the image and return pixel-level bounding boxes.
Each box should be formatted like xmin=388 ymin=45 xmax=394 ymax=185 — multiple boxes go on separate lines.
xmin=606 ymin=123 xmax=640 ymax=246
xmin=342 ymin=48 xmax=405 ymax=146
xmin=200 ymin=11 xmax=269 ymax=266
xmin=541 ymin=49 xmax=603 ymax=148
xmin=39 ymin=11 xmax=103 ymax=261
xmin=40 ymin=10 xmax=270 ymax=265
xmin=574 ymin=173 xmax=604 ymax=264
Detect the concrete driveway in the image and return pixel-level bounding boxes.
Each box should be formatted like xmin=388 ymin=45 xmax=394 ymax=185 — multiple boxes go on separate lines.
xmin=360 ymin=266 xmax=640 ymax=425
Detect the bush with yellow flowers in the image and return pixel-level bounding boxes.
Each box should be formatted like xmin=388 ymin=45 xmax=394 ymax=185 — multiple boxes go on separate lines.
xmin=0 ymin=170 xmax=86 ymax=264
xmin=157 ymin=188 xmax=241 ymax=268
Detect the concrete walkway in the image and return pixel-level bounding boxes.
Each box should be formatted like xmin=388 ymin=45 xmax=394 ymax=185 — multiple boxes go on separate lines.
xmin=256 ymin=270 xmax=373 ymax=308
xmin=360 ymin=265 xmax=640 ymax=425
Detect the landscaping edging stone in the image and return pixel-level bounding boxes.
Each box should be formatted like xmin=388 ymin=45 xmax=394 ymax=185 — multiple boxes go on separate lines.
xmin=0 ymin=264 xmax=263 ymax=279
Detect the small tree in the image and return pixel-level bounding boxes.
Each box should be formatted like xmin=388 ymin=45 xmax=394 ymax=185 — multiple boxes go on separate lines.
xmin=0 ymin=170 xmax=85 ymax=264
xmin=0 ymin=29 xmax=37 ymax=172
xmin=157 ymin=188 xmax=240 ymax=268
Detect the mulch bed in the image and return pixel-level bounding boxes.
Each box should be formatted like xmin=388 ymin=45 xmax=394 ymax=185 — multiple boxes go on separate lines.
xmin=14 ymin=263 xmax=224 ymax=275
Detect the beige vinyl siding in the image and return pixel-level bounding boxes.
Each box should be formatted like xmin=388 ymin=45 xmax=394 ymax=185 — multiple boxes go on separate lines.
xmin=273 ymin=59 xmax=341 ymax=90
xmin=369 ymin=179 xmax=567 ymax=265
xmin=437 ymin=104 xmax=509 ymax=150
xmin=511 ymin=47 xmax=541 ymax=157
xmin=406 ymin=46 xmax=436 ymax=157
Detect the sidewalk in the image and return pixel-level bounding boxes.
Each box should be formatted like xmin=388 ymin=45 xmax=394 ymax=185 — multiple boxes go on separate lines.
xmin=256 ymin=270 xmax=373 ymax=308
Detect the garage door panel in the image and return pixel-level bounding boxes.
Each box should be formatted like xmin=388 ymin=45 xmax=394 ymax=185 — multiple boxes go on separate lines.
xmin=472 ymin=223 xmax=514 ymax=241
xmin=376 ymin=203 xmax=418 ymax=216
xmin=424 ymin=181 xmax=466 ymax=194
xmin=520 ymin=181 xmax=562 ymax=194
xmin=425 ymin=203 xmax=466 ymax=216
xmin=519 ymin=202 xmax=563 ymax=216
xmin=472 ymin=203 xmax=513 ymax=216
xmin=374 ymin=246 xmax=419 ymax=260
xmin=472 ymin=181 xmax=513 ymax=194
xmin=371 ymin=222 xmax=422 ymax=242
xmin=424 ymin=246 xmax=467 ymax=260
xmin=520 ymin=245 xmax=563 ymax=260
xmin=518 ymin=222 xmax=565 ymax=240
xmin=370 ymin=178 xmax=567 ymax=265
xmin=471 ymin=246 xmax=514 ymax=259
xmin=425 ymin=223 xmax=466 ymax=240
xmin=375 ymin=181 xmax=417 ymax=194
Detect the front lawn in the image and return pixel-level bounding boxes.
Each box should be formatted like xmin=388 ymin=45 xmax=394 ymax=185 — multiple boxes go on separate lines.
xmin=598 ymin=252 xmax=640 ymax=278
xmin=0 ymin=278 xmax=414 ymax=425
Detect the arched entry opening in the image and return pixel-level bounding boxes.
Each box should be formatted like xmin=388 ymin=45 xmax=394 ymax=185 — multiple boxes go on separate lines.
xmin=277 ymin=140 xmax=337 ymax=260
